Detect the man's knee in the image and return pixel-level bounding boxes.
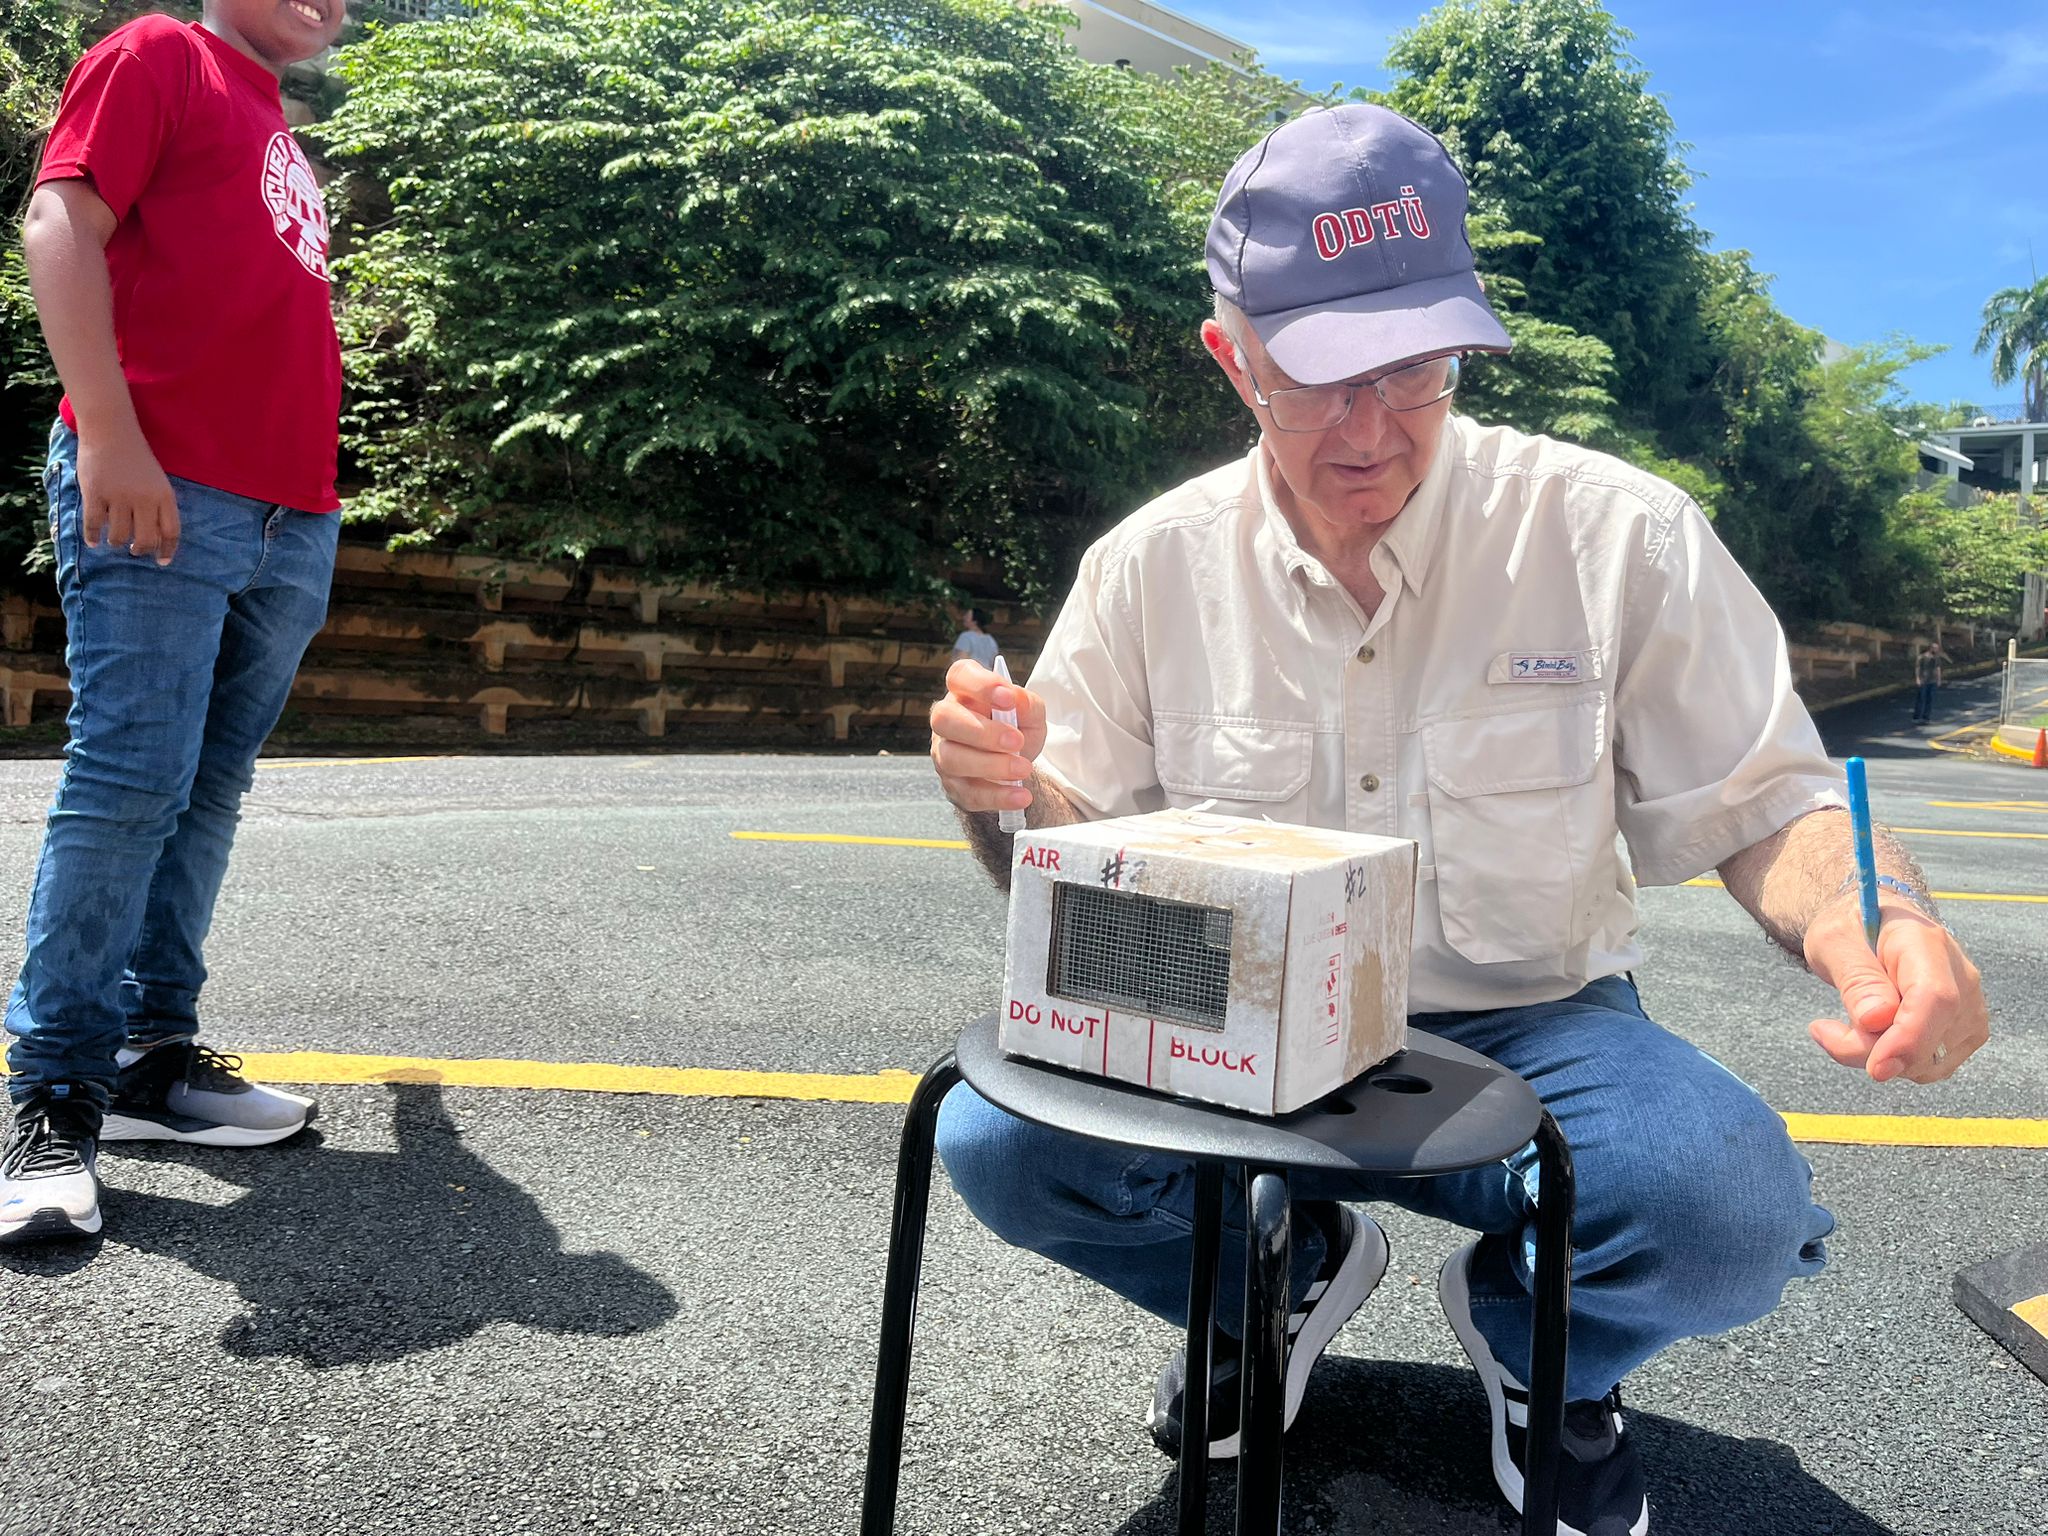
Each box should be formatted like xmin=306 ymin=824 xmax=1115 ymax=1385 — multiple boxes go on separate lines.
xmin=1621 ymin=1091 xmax=1830 ymax=1324
xmin=935 ymin=1084 xmax=1171 ymax=1256
xmin=933 ymin=1084 xmax=1060 ymax=1248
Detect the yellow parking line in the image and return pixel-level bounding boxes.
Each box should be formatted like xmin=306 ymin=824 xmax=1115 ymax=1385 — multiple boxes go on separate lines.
xmin=1682 ymin=877 xmax=2046 ymax=904
xmin=1929 ymin=800 xmax=2048 ymax=813
xmin=235 ymin=1051 xmax=922 ymax=1104
xmin=1779 ymin=1113 xmax=2048 ymax=1149
xmin=1925 ymin=721 xmax=1998 ymax=755
xmin=1891 ymin=826 xmax=2048 ymax=841
xmin=226 ymin=1051 xmax=2048 ymax=1149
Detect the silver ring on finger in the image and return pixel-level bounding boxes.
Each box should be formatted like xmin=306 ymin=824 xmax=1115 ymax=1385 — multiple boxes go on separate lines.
xmin=1932 ymin=1042 xmax=1949 ymax=1065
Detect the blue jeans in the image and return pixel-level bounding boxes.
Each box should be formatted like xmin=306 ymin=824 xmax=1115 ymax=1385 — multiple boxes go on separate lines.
xmin=5 ymin=422 xmax=339 ymax=1104
xmin=1913 ymin=682 xmax=1937 ymax=720
xmin=936 ymin=976 xmax=1833 ymax=1401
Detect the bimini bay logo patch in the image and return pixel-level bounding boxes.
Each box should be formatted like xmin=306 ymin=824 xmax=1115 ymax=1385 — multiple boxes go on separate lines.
xmin=261 ymin=131 xmax=330 ymax=282
xmin=1510 ymin=654 xmax=1582 ymax=682
xmin=1311 ymin=186 xmax=1432 ymax=261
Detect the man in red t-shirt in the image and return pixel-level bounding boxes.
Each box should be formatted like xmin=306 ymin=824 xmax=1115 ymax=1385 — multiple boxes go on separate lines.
xmin=1 ymin=0 xmax=349 ymax=1247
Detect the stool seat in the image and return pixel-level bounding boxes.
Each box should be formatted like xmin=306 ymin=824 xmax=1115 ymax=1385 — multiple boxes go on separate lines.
xmin=958 ymin=1012 xmax=1541 ymax=1177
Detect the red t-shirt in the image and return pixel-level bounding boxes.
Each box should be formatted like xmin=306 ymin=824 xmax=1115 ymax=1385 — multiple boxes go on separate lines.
xmin=38 ymin=16 xmax=341 ymax=513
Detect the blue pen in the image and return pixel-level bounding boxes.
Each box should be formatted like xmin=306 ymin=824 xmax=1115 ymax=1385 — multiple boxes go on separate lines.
xmin=1845 ymin=756 xmax=1882 ymax=948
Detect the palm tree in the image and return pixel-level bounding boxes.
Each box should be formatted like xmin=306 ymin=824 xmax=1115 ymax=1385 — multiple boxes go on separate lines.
xmin=1974 ymin=275 xmax=2048 ymax=422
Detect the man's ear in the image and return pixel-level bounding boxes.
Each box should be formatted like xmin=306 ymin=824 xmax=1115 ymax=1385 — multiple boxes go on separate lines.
xmin=1201 ymin=319 xmax=1257 ymax=412
xmin=1199 ymin=319 xmax=1236 ymax=371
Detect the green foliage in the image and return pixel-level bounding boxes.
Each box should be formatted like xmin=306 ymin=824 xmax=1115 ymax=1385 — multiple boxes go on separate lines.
xmin=1689 ymin=250 xmax=1932 ymax=616
xmin=1880 ymin=492 xmax=2048 ymax=624
xmin=5 ymin=0 xmax=2025 ymax=641
xmin=1904 ymin=400 xmax=1988 ymax=432
xmin=1373 ymin=0 xmax=1705 ymax=431
xmin=1452 ymin=217 xmax=1618 ymax=445
xmin=317 ymin=0 xmax=1271 ymax=602
xmin=1375 ymin=0 xmax=1960 ymax=623
xmin=1974 ymin=276 xmax=2048 ymax=421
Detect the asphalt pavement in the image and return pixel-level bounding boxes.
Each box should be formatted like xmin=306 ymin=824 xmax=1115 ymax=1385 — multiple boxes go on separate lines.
xmin=0 ymin=681 xmax=2042 ymax=1536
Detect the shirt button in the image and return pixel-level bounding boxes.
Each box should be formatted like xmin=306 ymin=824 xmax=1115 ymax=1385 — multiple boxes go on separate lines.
xmin=1359 ymin=774 xmax=1381 ymax=793
xmin=1356 ymin=644 xmax=1375 ymax=664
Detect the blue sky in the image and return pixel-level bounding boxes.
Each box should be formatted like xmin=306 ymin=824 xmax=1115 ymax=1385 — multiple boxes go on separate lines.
xmin=1175 ymin=1 xmax=2047 ymax=415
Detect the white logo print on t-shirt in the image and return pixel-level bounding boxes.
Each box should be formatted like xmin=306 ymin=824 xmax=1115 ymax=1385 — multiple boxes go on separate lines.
xmin=261 ymin=130 xmax=330 ymax=281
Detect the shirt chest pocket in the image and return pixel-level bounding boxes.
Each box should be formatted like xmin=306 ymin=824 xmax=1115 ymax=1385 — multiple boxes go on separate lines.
xmin=1420 ymin=696 xmax=1609 ymax=965
xmin=1154 ymin=715 xmax=1314 ymax=819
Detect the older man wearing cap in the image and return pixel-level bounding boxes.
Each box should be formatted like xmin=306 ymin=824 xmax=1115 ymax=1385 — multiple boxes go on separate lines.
xmin=926 ymin=104 xmax=1987 ymax=1535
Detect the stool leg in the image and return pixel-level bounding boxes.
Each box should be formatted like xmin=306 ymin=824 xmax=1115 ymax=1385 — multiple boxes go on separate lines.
xmin=1236 ymin=1168 xmax=1290 ymax=1536
xmin=860 ymin=1054 xmax=964 ymax=1536
xmin=1177 ymin=1161 xmax=1226 ymax=1536
xmin=1521 ymin=1110 xmax=1576 ymax=1536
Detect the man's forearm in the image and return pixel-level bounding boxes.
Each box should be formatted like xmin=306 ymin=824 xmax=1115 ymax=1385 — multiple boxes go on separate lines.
xmin=1717 ymin=806 xmax=1936 ymax=957
xmin=956 ymin=770 xmax=1084 ymax=891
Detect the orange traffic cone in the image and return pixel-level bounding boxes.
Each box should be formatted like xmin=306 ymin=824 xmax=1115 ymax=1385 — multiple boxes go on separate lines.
xmin=2035 ymin=728 xmax=2048 ymax=770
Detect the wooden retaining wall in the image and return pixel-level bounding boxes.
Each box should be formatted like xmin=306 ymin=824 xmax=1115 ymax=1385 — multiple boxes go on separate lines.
xmin=1 ymin=548 xmax=2005 ymax=743
xmin=1788 ymin=618 xmax=2008 ymax=685
xmin=0 ymin=544 xmax=1044 ymax=747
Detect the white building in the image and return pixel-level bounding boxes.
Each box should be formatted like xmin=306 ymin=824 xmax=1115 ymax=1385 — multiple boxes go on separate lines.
xmin=1915 ymin=408 xmax=2047 ymax=640
xmin=1041 ymin=0 xmax=1256 ymax=78
xmin=1921 ymin=409 xmax=2046 ymax=516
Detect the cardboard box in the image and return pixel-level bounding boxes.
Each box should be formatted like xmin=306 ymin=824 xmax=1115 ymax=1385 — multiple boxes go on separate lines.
xmin=1001 ymin=808 xmax=1417 ymax=1115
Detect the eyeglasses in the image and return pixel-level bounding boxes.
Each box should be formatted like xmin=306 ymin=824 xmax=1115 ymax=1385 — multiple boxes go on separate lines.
xmin=1243 ymin=353 xmax=1461 ymax=432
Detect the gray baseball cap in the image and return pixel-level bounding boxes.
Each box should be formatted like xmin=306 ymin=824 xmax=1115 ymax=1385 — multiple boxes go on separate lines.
xmin=1206 ymin=104 xmax=1511 ymax=386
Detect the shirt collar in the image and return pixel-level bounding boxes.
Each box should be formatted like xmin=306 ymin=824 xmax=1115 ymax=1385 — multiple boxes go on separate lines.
xmin=1250 ymin=414 xmax=1462 ymax=596
xmin=1375 ymin=414 xmax=1459 ymax=595
xmin=1249 ymin=448 xmax=1320 ymax=585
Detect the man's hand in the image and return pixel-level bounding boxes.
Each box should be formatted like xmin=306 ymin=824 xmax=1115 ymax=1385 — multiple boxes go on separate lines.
xmin=928 ymin=659 xmax=1047 ymax=815
xmin=1803 ymin=892 xmax=1988 ymax=1083
xmin=77 ymin=428 xmax=179 ymax=564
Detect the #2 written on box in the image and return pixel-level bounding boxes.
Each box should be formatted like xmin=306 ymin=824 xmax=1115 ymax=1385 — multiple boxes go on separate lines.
xmin=1000 ymin=808 xmax=1418 ymax=1115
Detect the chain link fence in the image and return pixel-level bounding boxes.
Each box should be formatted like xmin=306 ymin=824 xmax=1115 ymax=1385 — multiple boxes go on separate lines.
xmin=2000 ymin=655 xmax=2048 ymax=732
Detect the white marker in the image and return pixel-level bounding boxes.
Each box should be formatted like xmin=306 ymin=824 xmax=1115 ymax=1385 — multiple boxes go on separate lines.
xmin=992 ymin=655 xmax=1026 ymax=834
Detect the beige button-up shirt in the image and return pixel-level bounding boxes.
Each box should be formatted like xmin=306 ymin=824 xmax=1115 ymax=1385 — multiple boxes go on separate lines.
xmin=1031 ymin=413 xmax=1847 ymax=1014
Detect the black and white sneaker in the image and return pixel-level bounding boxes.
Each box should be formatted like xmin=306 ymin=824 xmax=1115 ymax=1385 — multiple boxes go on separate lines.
xmin=0 ymin=1086 xmax=103 ymax=1244
xmin=1439 ymin=1240 xmax=1649 ymax=1536
xmin=102 ymin=1040 xmax=315 ymax=1147
xmin=1149 ymin=1204 xmax=1389 ymax=1459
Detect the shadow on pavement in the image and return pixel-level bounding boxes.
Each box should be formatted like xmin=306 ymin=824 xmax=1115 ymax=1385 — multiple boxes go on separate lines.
xmin=1814 ymin=670 xmax=2008 ymax=762
xmin=92 ymin=1081 xmax=678 ymax=1367
xmin=1109 ymin=1358 xmax=1896 ymax=1536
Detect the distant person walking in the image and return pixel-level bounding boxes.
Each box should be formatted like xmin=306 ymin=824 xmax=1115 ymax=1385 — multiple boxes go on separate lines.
xmin=1912 ymin=642 xmax=1945 ymax=724
xmin=951 ymin=608 xmax=999 ymax=670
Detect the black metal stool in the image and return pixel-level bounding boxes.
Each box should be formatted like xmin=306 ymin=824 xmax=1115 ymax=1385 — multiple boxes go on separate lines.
xmin=861 ymin=1012 xmax=1575 ymax=1535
